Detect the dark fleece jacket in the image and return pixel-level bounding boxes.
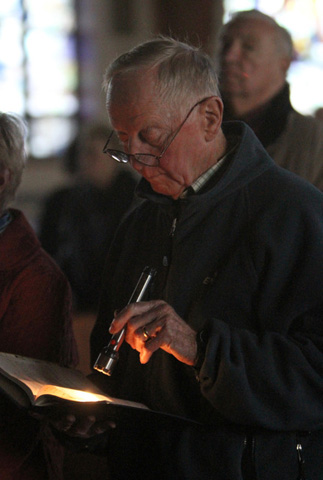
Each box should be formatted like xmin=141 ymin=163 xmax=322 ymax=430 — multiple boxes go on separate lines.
xmin=90 ymin=122 xmax=323 ymax=480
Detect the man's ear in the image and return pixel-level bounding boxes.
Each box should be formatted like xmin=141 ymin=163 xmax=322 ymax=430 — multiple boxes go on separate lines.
xmin=280 ymin=56 xmax=291 ymax=76
xmin=0 ymin=168 xmax=11 ymax=194
xmin=201 ymin=96 xmax=223 ymax=142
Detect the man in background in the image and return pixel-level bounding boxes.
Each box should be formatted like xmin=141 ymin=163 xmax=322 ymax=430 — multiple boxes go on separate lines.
xmin=217 ymin=9 xmax=323 ymax=190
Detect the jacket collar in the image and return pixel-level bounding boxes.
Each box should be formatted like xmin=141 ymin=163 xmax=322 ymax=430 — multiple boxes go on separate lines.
xmin=0 ymin=209 xmax=40 ymax=270
xmin=135 ymin=121 xmax=274 ymax=207
xmin=223 ymin=82 xmax=293 ymax=147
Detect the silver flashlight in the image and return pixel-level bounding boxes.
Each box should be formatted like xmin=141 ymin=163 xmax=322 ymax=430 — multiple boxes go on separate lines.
xmin=93 ymin=266 xmax=157 ymax=376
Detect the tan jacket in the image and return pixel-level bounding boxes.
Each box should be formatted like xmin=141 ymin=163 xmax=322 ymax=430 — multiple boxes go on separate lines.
xmin=267 ymin=110 xmax=323 ymax=190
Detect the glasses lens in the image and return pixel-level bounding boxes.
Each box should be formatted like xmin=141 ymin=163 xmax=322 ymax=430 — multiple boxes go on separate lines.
xmin=106 ymin=149 xmax=129 ymax=164
xmin=133 ymin=154 xmax=159 ymax=167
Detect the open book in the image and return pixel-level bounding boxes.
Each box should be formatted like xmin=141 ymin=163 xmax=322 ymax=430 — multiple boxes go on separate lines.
xmin=0 ymin=352 xmax=201 ymax=429
xmin=0 ymin=351 xmax=148 ymax=412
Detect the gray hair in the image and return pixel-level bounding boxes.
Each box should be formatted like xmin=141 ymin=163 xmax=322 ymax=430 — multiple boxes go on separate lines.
xmin=0 ymin=112 xmax=27 ymax=210
xmin=103 ymin=36 xmax=220 ymax=113
xmin=219 ymin=10 xmax=294 ymax=60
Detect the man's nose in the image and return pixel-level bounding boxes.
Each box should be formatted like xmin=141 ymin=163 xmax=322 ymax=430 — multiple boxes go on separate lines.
xmin=127 ymin=137 xmax=145 ymax=155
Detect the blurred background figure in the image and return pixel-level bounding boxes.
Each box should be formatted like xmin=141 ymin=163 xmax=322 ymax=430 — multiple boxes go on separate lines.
xmin=217 ymin=9 xmax=323 ymax=190
xmin=39 ymin=123 xmax=138 ymax=316
xmin=38 ymin=124 xmax=138 ymax=374
xmin=0 ymin=112 xmax=78 ymax=479
xmin=315 ymin=107 xmax=323 ymax=122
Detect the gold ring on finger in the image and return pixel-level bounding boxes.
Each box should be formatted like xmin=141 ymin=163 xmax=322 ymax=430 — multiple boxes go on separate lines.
xmin=142 ymin=326 xmax=151 ymax=341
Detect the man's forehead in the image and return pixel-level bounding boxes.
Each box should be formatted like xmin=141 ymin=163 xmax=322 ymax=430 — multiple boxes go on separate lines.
xmin=108 ymin=77 xmax=157 ymax=109
xmin=107 ymin=80 xmax=169 ymax=121
xmin=110 ymin=68 xmax=157 ymax=94
xmin=107 ymin=95 xmax=171 ymax=133
xmin=224 ymin=18 xmax=275 ymax=40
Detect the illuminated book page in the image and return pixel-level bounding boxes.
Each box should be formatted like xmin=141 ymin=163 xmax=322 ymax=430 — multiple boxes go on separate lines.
xmin=34 ymin=385 xmax=113 ymax=402
xmin=0 ymin=353 xmax=101 ymax=397
xmin=34 ymin=385 xmax=148 ymax=409
xmin=0 ymin=352 xmax=148 ymax=410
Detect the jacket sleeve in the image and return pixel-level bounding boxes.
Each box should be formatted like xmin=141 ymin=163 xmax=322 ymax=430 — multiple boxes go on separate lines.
xmin=198 ymin=180 xmax=323 ymax=432
xmin=0 ymin=254 xmax=78 ymax=367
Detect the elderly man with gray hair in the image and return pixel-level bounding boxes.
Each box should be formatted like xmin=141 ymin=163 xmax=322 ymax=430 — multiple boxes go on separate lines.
xmin=217 ymin=9 xmax=323 ymax=190
xmin=52 ymin=37 xmax=323 ymax=480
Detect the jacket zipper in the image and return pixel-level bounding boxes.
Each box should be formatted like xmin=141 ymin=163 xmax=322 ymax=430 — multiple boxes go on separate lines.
xmin=242 ymin=435 xmax=256 ymax=479
xmin=296 ymin=443 xmax=308 ymax=480
xmin=169 ymin=217 xmax=177 ymax=237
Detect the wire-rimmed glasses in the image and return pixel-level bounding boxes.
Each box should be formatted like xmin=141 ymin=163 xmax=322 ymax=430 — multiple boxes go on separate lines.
xmin=103 ymin=96 xmax=213 ymax=167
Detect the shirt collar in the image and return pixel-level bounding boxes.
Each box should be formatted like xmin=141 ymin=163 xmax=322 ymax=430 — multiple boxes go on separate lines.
xmin=180 ymin=144 xmax=235 ymax=198
xmin=0 ymin=210 xmax=13 ymax=234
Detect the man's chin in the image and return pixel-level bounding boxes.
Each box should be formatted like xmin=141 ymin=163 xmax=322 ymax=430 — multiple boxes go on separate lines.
xmin=150 ymin=181 xmax=182 ymax=199
xmin=221 ymin=81 xmax=243 ymax=96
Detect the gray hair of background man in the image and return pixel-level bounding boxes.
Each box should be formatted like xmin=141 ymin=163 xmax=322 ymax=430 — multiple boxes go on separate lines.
xmin=103 ymin=36 xmax=221 ymax=114
xmin=0 ymin=112 xmax=27 ymax=211
xmin=218 ymin=9 xmax=294 ymax=61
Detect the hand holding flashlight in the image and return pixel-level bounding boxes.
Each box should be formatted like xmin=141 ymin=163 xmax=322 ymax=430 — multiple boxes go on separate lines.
xmin=93 ymin=266 xmax=157 ymax=376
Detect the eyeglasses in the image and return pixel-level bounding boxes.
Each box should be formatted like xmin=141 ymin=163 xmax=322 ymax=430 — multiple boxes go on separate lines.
xmin=103 ymin=96 xmax=213 ymax=167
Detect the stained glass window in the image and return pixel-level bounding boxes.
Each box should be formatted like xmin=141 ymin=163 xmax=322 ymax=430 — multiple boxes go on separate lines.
xmin=0 ymin=0 xmax=78 ymax=158
xmin=224 ymin=0 xmax=323 ymax=115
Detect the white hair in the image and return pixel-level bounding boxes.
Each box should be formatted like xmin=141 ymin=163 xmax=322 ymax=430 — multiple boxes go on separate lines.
xmin=0 ymin=112 xmax=28 ymax=210
xmin=104 ymin=36 xmax=221 ymax=114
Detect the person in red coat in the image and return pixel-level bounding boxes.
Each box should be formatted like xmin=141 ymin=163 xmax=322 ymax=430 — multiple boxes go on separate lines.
xmin=0 ymin=112 xmax=78 ymax=479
